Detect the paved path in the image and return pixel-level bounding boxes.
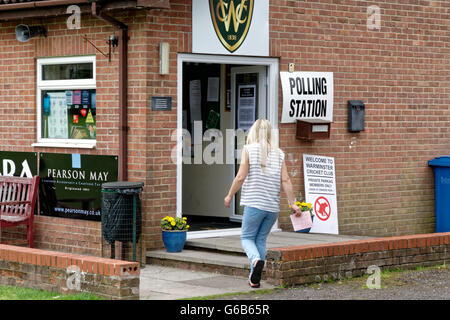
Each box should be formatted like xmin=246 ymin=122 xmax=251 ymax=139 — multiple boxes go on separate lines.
xmin=142 ymin=232 xmax=372 ymax=300
xmin=140 ymin=264 xmax=449 ymax=300
xmin=140 ymin=265 xmax=277 ymax=300
xmin=212 ymin=265 xmax=450 ymax=300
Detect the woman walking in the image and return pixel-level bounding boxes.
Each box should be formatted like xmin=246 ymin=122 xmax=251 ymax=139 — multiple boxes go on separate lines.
xmin=224 ymin=119 xmax=301 ymax=288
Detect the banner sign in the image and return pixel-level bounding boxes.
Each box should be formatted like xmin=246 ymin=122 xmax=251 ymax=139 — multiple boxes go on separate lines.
xmin=192 ymin=0 xmax=269 ymax=56
xmin=0 ymin=151 xmax=38 ymax=178
xmin=39 ymin=153 xmax=118 ymax=221
xmin=281 ymin=72 xmax=334 ymax=123
xmin=303 ymin=154 xmax=338 ymax=234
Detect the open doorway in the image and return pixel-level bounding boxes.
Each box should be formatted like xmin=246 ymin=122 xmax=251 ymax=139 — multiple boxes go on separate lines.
xmin=177 ymin=54 xmax=279 ymax=238
xmin=181 ymin=62 xmax=238 ymax=232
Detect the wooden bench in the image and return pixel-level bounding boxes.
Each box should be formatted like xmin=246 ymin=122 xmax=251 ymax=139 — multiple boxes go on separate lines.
xmin=0 ymin=176 xmax=39 ymax=248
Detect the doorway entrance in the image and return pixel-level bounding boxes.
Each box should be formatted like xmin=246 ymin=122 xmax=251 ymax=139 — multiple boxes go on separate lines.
xmin=229 ymin=66 xmax=267 ymax=222
xmin=177 ymin=54 xmax=279 ymax=239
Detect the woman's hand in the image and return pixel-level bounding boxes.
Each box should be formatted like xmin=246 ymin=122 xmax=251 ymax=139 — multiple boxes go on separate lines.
xmin=291 ymin=204 xmax=301 ymax=217
xmin=224 ymin=195 xmax=232 ymax=208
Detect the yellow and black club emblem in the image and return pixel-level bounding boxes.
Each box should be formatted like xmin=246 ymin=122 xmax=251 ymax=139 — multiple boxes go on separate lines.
xmin=209 ymin=0 xmax=254 ymax=53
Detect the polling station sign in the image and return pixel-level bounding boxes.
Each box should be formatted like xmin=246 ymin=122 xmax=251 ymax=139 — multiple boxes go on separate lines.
xmin=303 ymin=154 xmax=339 ymax=234
xmin=281 ymin=72 xmax=334 ymax=123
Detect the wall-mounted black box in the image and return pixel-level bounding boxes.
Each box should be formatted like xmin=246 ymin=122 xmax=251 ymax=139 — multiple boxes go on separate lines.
xmin=348 ymin=100 xmax=365 ymax=132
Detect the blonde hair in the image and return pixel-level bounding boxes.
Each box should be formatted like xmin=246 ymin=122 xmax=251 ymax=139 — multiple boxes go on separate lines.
xmin=246 ymin=119 xmax=278 ymax=172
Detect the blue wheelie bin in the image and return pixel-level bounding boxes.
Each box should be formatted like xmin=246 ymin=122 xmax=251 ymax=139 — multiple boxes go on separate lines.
xmin=428 ymin=156 xmax=450 ymax=232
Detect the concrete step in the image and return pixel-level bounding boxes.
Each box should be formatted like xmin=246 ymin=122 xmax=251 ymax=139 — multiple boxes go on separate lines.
xmin=184 ymin=239 xmax=246 ymax=255
xmin=147 ymin=249 xmax=250 ymax=269
xmin=185 ymin=232 xmax=371 ymax=254
xmin=146 ymin=249 xmax=252 ymax=278
xmin=146 ymin=232 xmax=373 ymax=278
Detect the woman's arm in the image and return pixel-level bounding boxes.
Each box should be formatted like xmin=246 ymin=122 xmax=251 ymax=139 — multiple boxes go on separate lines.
xmin=281 ymin=161 xmax=301 ymax=216
xmin=224 ymin=148 xmax=249 ymax=208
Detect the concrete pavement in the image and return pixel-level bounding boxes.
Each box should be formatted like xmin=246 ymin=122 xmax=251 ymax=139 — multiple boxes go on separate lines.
xmin=140 ymin=232 xmax=371 ymax=300
xmin=139 ymin=264 xmax=277 ymax=300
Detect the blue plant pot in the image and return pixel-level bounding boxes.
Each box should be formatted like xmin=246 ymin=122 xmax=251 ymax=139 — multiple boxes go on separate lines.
xmin=296 ymin=215 xmax=314 ymax=233
xmin=162 ymin=230 xmax=187 ymax=252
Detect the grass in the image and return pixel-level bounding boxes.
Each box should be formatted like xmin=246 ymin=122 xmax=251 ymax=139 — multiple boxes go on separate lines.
xmin=0 ymin=285 xmax=101 ymax=300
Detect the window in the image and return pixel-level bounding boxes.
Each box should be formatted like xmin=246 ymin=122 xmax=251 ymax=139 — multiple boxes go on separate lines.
xmin=42 ymin=63 xmax=93 ymax=80
xmin=34 ymin=56 xmax=96 ymax=148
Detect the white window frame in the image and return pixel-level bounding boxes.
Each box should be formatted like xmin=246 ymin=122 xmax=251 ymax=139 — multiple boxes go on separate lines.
xmin=33 ymin=55 xmax=97 ymax=149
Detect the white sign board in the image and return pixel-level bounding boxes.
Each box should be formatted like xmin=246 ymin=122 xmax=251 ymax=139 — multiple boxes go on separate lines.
xmin=192 ymin=0 xmax=269 ymax=56
xmin=237 ymin=84 xmax=256 ymax=130
xmin=303 ymin=154 xmax=338 ymax=234
xmin=47 ymin=92 xmax=68 ymax=139
xmin=281 ymin=72 xmax=334 ymax=123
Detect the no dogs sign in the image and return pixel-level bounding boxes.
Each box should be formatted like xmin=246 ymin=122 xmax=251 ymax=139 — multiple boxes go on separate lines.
xmin=303 ymin=154 xmax=339 ymax=234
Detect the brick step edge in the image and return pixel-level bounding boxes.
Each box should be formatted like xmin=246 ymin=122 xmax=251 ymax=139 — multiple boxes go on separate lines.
xmin=265 ymin=232 xmax=450 ymax=286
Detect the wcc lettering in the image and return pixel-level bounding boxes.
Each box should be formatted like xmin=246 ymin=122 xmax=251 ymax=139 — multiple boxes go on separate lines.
xmin=288 ymin=77 xmax=328 ymax=118
xmin=216 ymin=0 xmax=248 ymax=33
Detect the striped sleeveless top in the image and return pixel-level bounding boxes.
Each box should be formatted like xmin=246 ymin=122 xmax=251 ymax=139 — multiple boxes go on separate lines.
xmin=240 ymin=143 xmax=285 ymax=213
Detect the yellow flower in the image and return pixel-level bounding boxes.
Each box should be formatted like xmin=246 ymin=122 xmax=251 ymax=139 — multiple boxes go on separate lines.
xmin=171 ymin=221 xmax=176 ymax=226
xmin=289 ymin=201 xmax=301 ymax=208
xmin=186 ymin=225 xmax=190 ymax=229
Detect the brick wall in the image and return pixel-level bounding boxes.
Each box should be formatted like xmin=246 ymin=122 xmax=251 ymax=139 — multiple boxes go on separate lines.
xmin=266 ymin=232 xmax=450 ymax=286
xmin=0 ymin=10 xmax=154 ymax=255
xmin=0 ymin=244 xmax=140 ymax=299
xmin=143 ymin=3 xmax=190 ymax=249
xmin=0 ymin=0 xmax=449 ymax=256
xmin=272 ymin=0 xmax=450 ymax=236
xmin=143 ymin=0 xmax=450 ymax=238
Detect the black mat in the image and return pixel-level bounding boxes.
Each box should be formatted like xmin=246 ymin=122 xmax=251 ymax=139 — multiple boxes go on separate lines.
xmin=184 ymin=215 xmax=241 ymax=232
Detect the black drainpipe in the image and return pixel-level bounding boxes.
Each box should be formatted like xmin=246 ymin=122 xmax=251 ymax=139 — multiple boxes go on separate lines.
xmin=92 ymin=2 xmax=128 ymax=181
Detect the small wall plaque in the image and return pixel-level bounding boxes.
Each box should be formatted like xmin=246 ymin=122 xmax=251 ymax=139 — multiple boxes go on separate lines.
xmin=151 ymin=96 xmax=172 ymax=111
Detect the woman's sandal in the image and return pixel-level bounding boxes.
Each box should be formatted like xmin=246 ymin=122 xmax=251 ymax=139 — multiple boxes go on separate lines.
xmin=248 ymin=280 xmax=260 ymax=288
xmin=250 ymin=259 xmax=265 ymax=285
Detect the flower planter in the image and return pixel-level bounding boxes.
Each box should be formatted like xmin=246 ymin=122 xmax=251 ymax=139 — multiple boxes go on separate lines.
xmin=162 ymin=230 xmax=187 ymax=252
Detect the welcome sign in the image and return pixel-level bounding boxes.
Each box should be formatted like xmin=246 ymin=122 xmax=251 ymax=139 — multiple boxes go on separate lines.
xmin=193 ymin=0 xmax=269 ymax=56
xmin=303 ymin=154 xmax=339 ymax=234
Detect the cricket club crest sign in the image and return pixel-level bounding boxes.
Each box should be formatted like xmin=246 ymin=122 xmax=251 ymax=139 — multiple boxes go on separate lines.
xmin=193 ymin=0 xmax=268 ymax=56
xmin=209 ymin=0 xmax=254 ymax=53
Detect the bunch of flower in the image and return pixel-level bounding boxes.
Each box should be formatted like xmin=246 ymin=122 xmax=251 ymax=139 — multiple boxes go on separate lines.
xmin=161 ymin=216 xmax=190 ymax=231
xmin=298 ymin=201 xmax=312 ymax=212
xmin=289 ymin=201 xmax=314 ymax=215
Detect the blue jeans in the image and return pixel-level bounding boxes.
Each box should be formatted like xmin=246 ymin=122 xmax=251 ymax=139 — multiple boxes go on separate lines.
xmin=241 ymin=206 xmax=278 ymax=275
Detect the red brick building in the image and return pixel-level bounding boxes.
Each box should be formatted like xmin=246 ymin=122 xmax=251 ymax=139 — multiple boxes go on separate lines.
xmin=0 ymin=0 xmax=448 ymax=258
